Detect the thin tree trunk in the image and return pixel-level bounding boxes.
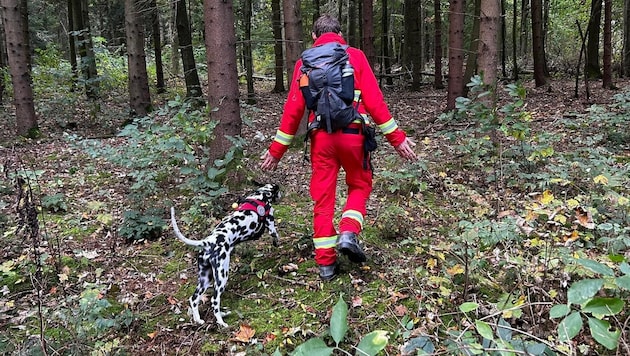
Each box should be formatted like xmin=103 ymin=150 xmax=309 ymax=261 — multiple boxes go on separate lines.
xmin=150 ymin=0 xmax=165 ymax=94
xmin=381 ymin=0 xmax=392 ymax=85
xmin=512 ymin=0 xmax=518 ymax=80
xmin=67 ymin=0 xmax=78 ymax=88
xmin=271 ymin=0 xmax=284 ymax=92
xmin=478 ymin=0 xmax=500 ymax=90
xmin=586 ymin=0 xmax=602 ymax=79
xmin=1 ymin=0 xmax=38 ymax=137
xmin=602 ymin=0 xmax=612 ymax=88
xmin=404 ymin=0 xmax=422 ymax=90
xmin=463 ymin=0 xmax=481 ymax=97
xmin=72 ymin=0 xmax=99 ymax=99
xmin=623 ymin=0 xmax=630 ymax=77
xmin=447 ymin=0 xmax=465 ymax=109
xmin=531 ymin=0 xmax=547 ymax=86
xmin=434 ymin=0 xmax=444 ymax=89
xmin=243 ymin=0 xmax=255 ymax=104
xmin=176 ymin=0 xmax=202 ymax=98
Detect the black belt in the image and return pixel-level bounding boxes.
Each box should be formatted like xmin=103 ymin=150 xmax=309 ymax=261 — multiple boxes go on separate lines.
xmin=341 ymin=127 xmax=360 ymax=134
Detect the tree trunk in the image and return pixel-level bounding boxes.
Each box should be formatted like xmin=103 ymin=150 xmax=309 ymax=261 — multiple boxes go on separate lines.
xmin=512 ymin=0 xmax=518 ymax=80
xmin=124 ymin=0 xmax=152 ymax=117
xmin=433 ymin=0 xmax=444 ymax=89
xmin=586 ymin=0 xmax=602 ymax=79
xmin=463 ymin=0 xmax=480 ymax=97
xmin=1 ymin=0 xmax=38 ymax=137
xmin=283 ymin=0 xmax=303 ymax=90
xmin=519 ymin=0 xmax=529 ymax=57
xmin=478 ymin=0 xmax=499 ymax=89
xmin=150 ymin=0 xmax=165 ymax=94
xmin=243 ymin=0 xmax=255 ymax=104
xmin=381 ymin=0 xmax=392 ymax=85
xmin=271 ymin=0 xmax=284 ymax=92
xmin=602 ymin=0 xmax=612 ymax=88
xmin=362 ymin=0 xmax=376 ymax=68
xmin=623 ymin=0 xmax=630 ymax=77
xmin=204 ymin=0 xmax=241 ymax=162
xmin=176 ymin=0 xmax=202 ymax=98
xmin=66 ymin=0 xmax=78 ymax=87
xmin=447 ymin=0 xmax=466 ymax=109
xmin=348 ymin=0 xmax=358 ymax=47
xmin=71 ymin=0 xmax=99 ymax=99
xmin=531 ymin=0 xmax=547 ymax=86
xmin=404 ymin=0 xmax=422 ymax=90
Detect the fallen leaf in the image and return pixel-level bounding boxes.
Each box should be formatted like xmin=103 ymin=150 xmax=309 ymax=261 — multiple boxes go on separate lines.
xmin=538 ymin=190 xmax=554 ymax=205
xmin=167 ymin=296 xmax=178 ymax=305
xmin=232 ymin=324 xmax=255 ymax=343
xmin=352 ymin=295 xmax=363 ymax=307
xmin=147 ymin=331 xmax=158 ymax=339
xmin=446 ymin=264 xmax=465 ymax=276
xmin=574 ymin=206 xmax=595 ymax=229
xmin=564 ymin=230 xmax=579 ymax=242
xmin=426 ymin=258 xmax=437 ymax=270
xmin=593 ymin=174 xmax=608 ymax=185
xmin=394 ymin=304 xmax=408 ymax=316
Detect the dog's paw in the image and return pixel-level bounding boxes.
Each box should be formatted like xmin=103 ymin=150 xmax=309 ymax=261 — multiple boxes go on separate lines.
xmin=193 ymin=318 xmax=206 ymax=325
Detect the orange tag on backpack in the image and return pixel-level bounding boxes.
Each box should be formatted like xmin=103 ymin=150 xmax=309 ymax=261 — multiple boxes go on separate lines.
xmin=299 ymin=74 xmax=309 ymax=87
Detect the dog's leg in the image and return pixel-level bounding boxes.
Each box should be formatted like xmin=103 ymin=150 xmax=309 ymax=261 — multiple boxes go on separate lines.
xmin=189 ymin=253 xmax=212 ymax=324
xmin=212 ymin=249 xmax=232 ymax=328
xmin=267 ymin=208 xmax=279 ymax=247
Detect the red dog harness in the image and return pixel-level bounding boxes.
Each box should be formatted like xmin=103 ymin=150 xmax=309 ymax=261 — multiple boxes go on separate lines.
xmin=236 ymin=199 xmax=270 ymax=219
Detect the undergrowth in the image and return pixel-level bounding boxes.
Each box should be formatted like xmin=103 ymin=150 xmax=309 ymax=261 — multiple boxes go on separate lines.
xmin=0 ymin=77 xmax=628 ymax=355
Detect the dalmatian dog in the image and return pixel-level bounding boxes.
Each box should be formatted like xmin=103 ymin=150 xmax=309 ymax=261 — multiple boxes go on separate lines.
xmin=170 ymin=183 xmax=281 ymax=327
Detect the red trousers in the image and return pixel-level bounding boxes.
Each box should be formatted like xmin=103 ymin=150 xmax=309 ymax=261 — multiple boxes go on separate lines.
xmin=309 ymin=127 xmax=372 ymax=266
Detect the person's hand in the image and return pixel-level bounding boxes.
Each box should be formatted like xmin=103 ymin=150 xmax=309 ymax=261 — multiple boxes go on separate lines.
xmin=394 ymin=137 xmax=418 ymax=161
xmin=260 ymin=150 xmax=280 ymax=171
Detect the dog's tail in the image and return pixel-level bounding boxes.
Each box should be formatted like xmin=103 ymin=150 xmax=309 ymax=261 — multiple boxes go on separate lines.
xmin=170 ymin=207 xmax=206 ymax=247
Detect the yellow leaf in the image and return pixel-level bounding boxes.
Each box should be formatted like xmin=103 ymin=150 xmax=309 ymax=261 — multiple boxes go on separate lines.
xmin=426 ymin=258 xmax=437 ymax=270
xmin=593 ymin=174 xmax=608 ymax=185
xmin=436 ymin=252 xmax=446 ymax=261
xmin=566 ymin=199 xmax=580 ymax=209
xmin=618 ymin=196 xmax=628 ymax=206
xmin=438 ymin=171 xmax=447 ymax=178
xmin=539 ymin=190 xmax=554 ymax=205
xmin=446 ymin=264 xmax=465 ymax=276
xmin=422 ymin=137 xmax=431 ymax=145
xmin=553 ymin=214 xmax=567 ymax=225
xmin=147 ymin=331 xmax=158 ymax=339
xmin=549 ymin=289 xmax=558 ymax=298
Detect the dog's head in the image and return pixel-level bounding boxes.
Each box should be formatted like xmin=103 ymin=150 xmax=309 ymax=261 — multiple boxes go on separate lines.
xmin=249 ymin=183 xmax=281 ymax=203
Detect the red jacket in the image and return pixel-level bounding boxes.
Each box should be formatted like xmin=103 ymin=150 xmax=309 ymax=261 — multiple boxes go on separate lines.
xmin=268 ymin=33 xmax=407 ymax=159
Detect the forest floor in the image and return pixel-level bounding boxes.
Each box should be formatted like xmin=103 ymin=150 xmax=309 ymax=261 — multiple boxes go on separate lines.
xmin=0 ymin=77 xmax=629 ymax=355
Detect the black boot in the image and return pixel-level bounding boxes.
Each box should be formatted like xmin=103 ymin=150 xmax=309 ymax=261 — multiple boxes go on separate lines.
xmin=337 ymin=231 xmax=366 ymax=263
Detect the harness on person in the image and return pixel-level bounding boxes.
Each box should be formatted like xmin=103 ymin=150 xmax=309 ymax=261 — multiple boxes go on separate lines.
xmin=299 ymin=42 xmax=377 ymax=170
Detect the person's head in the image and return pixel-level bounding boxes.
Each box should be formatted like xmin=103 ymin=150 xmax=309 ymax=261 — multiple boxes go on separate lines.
xmin=312 ymin=14 xmax=341 ymax=39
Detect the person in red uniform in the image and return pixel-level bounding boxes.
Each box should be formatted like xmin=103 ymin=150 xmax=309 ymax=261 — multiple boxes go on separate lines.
xmin=260 ymin=14 xmax=417 ymax=280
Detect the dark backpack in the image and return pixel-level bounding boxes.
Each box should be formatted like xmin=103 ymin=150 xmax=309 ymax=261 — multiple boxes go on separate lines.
xmin=299 ymin=42 xmax=360 ymax=133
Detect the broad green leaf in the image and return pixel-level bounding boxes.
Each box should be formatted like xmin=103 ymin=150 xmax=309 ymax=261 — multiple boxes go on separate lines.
xmin=549 ymin=304 xmax=570 ymax=319
xmin=525 ymin=343 xmax=548 ymax=355
xmin=459 ymin=302 xmax=479 ymax=313
xmin=272 ymin=348 xmax=282 ymax=356
xmin=355 ymin=330 xmax=388 ymax=356
xmin=620 ymin=262 xmax=630 ymax=276
xmin=475 ymin=320 xmax=494 ymax=340
xmin=401 ymin=336 xmax=435 ymax=355
xmin=576 ymin=259 xmax=614 ymax=276
xmin=291 ymin=338 xmax=334 ymax=356
xmin=557 ymin=311 xmax=583 ymax=342
xmin=330 ymin=296 xmax=348 ymax=345
xmin=496 ymin=318 xmax=512 ymax=341
xmin=465 ymin=343 xmax=485 ymax=355
xmin=582 ymin=297 xmax=624 ymax=317
xmin=587 ymin=317 xmax=620 ymax=350
xmin=567 ymin=279 xmax=603 ymax=305
xmin=615 ymin=275 xmax=630 ymax=291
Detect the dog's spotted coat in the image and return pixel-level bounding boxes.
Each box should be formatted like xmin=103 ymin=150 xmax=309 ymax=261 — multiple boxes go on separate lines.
xmin=170 ymin=184 xmax=281 ymax=327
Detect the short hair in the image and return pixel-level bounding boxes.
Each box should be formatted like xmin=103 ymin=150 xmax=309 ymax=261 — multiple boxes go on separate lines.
xmin=312 ymin=14 xmax=341 ymax=37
